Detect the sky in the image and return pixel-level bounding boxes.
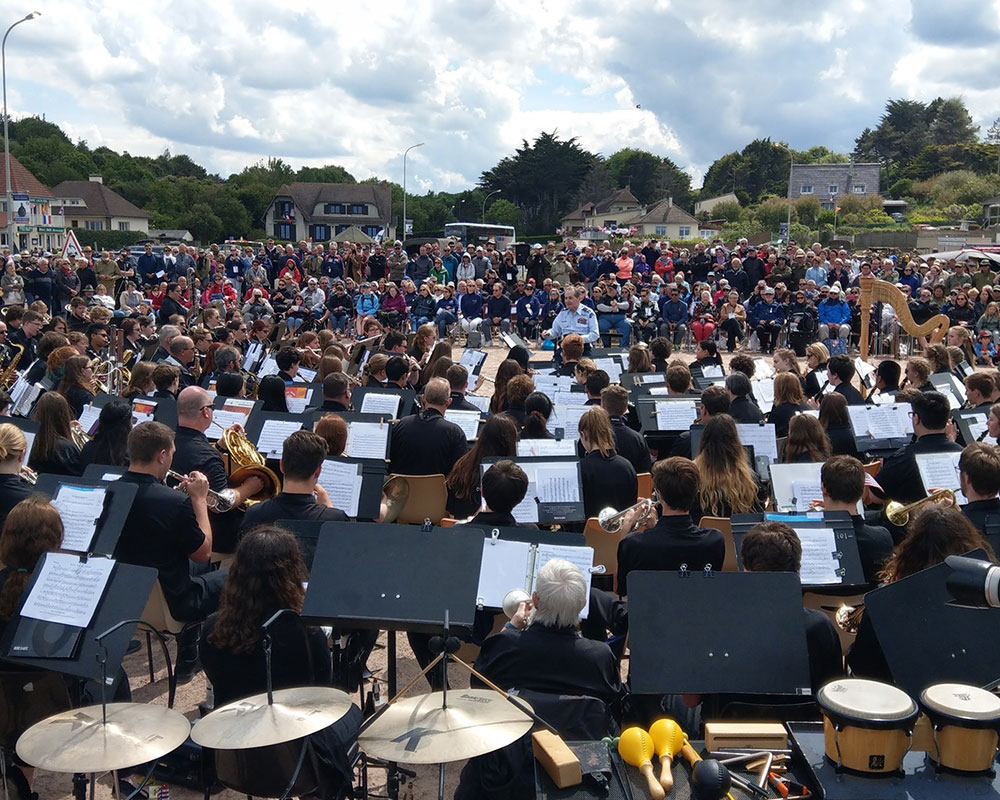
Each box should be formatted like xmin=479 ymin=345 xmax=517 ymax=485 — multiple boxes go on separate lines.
xmin=5 ymin=0 xmax=1000 ymax=194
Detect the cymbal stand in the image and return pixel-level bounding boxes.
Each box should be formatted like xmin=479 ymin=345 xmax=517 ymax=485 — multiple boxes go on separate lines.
xmin=357 ymin=610 xmax=557 ymax=800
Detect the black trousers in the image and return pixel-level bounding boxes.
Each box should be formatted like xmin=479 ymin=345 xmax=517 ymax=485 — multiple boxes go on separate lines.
xmin=756 ymin=324 xmax=778 ymax=353
xmin=721 ymin=318 xmax=744 ymax=351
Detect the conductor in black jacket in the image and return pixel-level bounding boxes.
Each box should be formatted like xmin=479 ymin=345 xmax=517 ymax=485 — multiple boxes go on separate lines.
xmin=827 ymin=354 xmax=865 ymax=405
xmin=959 ymin=443 xmax=1000 ymax=535
xmin=388 ymin=378 xmax=468 ymax=476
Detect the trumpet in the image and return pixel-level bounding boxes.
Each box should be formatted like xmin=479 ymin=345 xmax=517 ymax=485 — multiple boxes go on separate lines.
xmin=597 ymin=497 xmax=656 ymax=533
xmin=884 ymin=488 xmax=956 ymax=527
xmin=835 ymin=603 xmax=865 ymax=635
xmin=165 ymin=469 xmax=237 ymax=513
xmin=19 ymin=466 xmax=37 ymax=485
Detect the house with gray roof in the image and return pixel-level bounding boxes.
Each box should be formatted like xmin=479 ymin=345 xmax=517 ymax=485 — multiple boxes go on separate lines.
xmin=265 ymin=182 xmax=394 ymax=243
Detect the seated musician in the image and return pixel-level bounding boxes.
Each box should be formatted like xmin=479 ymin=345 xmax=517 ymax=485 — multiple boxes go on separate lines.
xmin=601 ymin=385 xmax=652 ymax=474
xmin=583 ymin=369 xmax=610 ymax=405
xmin=463 ymin=458 xmax=535 ymax=529
xmin=214 ymin=371 xmax=245 ymax=399
xmin=551 ymin=332 xmax=584 ymax=377
xmin=0 ymin=424 xmax=32 ymax=530
xmin=690 ymin=414 xmax=765 ymax=522
xmin=151 ymin=363 xmax=180 ymax=398
xmin=616 ymin=457 xmax=724 ymax=599
xmin=872 ymin=360 xmax=901 ymax=400
xmin=826 ymin=354 xmax=865 ymax=405
xmin=669 ymin=384 xmax=731 ymax=458
xmin=241 ymin=430 xmax=347 ymax=531
xmin=388 ymin=378 xmax=468 ymax=476
xmin=115 ymin=421 xmax=224 ymax=683
xmin=819 ymin=456 xmax=893 ymax=586
xmin=306 ymin=372 xmax=352 ymax=414
xmin=875 ymin=390 xmax=962 ymax=509
xmin=445 ymin=363 xmax=483 ymax=413
xmin=275 ymin=346 xmax=300 ymax=383
xmin=965 ymin=372 xmax=995 ymax=411
xmin=903 ymin=356 xmax=934 ymax=392
xmin=173 ymin=387 xmax=264 ymax=553
xmin=959 ymin=442 xmax=1000 ymax=535
xmin=725 ymin=372 xmax=764 ymax=423
xmin=579 ymin=407 xmax=637 ymax=521
xmin=200 ymin=526 xmax=362 ymax=798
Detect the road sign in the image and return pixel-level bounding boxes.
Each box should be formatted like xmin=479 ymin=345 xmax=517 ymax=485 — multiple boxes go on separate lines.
xmin=61 ymin=229 xmax=84 ymax=261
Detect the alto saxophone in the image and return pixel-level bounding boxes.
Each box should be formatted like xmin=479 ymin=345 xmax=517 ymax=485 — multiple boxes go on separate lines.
xmin=0 ymin=343 xmax=25 ymax=390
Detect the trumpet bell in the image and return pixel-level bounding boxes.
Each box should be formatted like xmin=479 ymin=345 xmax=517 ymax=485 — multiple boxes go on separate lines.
xmin=884 ymin=489 xmax=956 ymax=527
xmin=380 ymin=476 xmax=410 ymax=523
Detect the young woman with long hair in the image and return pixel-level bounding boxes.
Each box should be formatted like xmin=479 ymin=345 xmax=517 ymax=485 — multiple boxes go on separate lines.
xmin=782 ymin=414 xmax=832 ymax=463
xmin=692 ymin=413 xmax=761 ymax=520
xmin=818 ymin=392 xmax=859 ymax=458
xmin=488 ymin=359 xmax=523 ymax=415
xmin=446 ymin=414 xmax=518 ymax=519
xmin=123 ymin=361 xmax=156 ymax=399
xmin=79 ymin=399 xmax=132 ymax=469
xmin=362 ymin=353 xmax=389 ymax=387
xmin=626 ymin=345 xmax=653 ymax=374
xmin=578 ymin=407 xmax=637 ymax=520
xmin=768 ymin=372 xmax=810 ymax=438
xmin=257 ymin=375 xmax=289 ymax=413
xmin=520 ymin=392 xmax=555 ymax=439
xmin=56 ymin=355 xmax=96 ymax=419
xmin=804 ymin=342 xmax=830 ymax=399
xmin=29 ymin=392 xmax=82 ymax=476
xmin=419 ymin=341 xmax=452 ymax=389
xmin=0 ymin=424 xmax=30 ymax=531
xmin=0 ymin=496 xmax=63 ymax=625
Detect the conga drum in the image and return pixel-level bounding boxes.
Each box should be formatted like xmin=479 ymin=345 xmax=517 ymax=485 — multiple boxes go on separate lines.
xmin=817 ymin=678 xmax=918 ymax=775
xmin=920 ymin=683 xmax=1000 ymax=774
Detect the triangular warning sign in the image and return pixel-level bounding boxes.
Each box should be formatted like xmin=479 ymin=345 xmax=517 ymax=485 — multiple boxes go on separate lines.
xmin=61 ymin=230 xmax=85 ymax=261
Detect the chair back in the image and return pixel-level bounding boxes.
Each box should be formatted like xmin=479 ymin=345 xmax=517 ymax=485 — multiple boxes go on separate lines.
xmin=699 ymin=516 xmax=737 ymax=571
xmin=439 ymin=517 xmax=458 ymax=527
xmin=583 ymin=517 xmax=625 ymax=582
xmin=213 ymin=739 xmax=320 ymax=798
xmin=0 ymin=669 xmax=72 ymax=750
xmin=636 ymin=472 xmax=652 ymax=500
xmin=389 ymin=473 xmax=448 ymax=525
xmin=803 ymin=590 xmax=866 ymax=657
xmin=863 ymin=459 xmax=882 ymax=479
xmin=140 ymin=580 xmax=186 ymax=635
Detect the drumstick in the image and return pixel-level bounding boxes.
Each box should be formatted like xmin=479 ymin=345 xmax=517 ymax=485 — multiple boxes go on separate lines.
xmin=618 ymin=727 xmax=666 ymax=800
xmin=649 ymin=718 xmax=684 ymax=790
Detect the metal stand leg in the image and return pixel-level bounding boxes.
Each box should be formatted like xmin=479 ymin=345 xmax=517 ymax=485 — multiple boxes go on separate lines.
xmin=438 ymin=763 xmax=445 ymax=800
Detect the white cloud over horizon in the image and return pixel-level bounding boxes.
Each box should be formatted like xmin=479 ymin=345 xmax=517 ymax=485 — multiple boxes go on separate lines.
xmin=4 ymin=0 xmax=1000 ymax=194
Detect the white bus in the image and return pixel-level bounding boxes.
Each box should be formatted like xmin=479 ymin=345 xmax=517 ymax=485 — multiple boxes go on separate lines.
xmin=444 ymin=222 xmax=516 ymax=249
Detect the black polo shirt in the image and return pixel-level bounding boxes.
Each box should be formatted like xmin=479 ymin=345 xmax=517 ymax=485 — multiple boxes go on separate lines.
xmin=241 ymin=491 xmax=348 ymax=533
xmin=306 ymin=399 xmax=350 ymax=414
xmin=580 ymin=451 xmax=637 ymax=521
xmin=388 ymin=408 xmax=468 ymax=476
xmin=114 ymin=471 xmax=206 ymax=620
xmin=729 ymin=395 xmax=764 ymax=424
xmin=835 ymin=382 xmax=866 ymax=406
xmin=617 ymin=514 xmax=725 ymax=597
xmin=875 ymin=433 xmax=963 ymax=506
xmin=449 ymin=393 xmax=482 ymax=413
xmin=172 ymin=426 xmax=240 ymax=553
xmin=963 ymin=497 xmax=1000 ymax=536
xmin=0 ymin=474 xmax=31 ymax=531
xmin=851 ymin=515 xmax=894 ymax=586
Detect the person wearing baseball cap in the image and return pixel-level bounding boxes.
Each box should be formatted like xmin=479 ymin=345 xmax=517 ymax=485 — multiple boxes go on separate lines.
xmin=818 ymin=283 xmax=851 ymax=342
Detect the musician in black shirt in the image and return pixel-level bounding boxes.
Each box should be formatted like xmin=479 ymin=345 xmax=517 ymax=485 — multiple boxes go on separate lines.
xmin=241 ymin=430 xmax=348 ymax=531
xmin=959 ymin=443 xmax=1000 ymax=535
xmin=827 ymin=354 xmax=865 ymax=405
xmin=388 ymin=378 xmax=468 ymax=476
xmin=306 ymin=372 xmax=352 ymax=414
xmin=445 ymin=364 xmax=484 ymax=413
xmin=0 ymin=424 xmax=31 ymax=531
xmin=601 ymin=385 xmax=651 ymax=474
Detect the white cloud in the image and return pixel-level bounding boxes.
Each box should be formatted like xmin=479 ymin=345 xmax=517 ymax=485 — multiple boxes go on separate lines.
xmin=0 ymin=0 xmax=993 ymax=195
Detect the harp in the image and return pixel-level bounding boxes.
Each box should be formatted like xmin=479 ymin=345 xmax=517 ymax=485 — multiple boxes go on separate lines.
xmin=858 ymin=276 xmax=950 ymax=361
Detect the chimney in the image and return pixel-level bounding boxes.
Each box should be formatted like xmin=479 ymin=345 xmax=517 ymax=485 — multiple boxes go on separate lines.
xmin=667 ymin=197 xmax=673 ymax=208
xmin=88 ymin=174 xmax=103 ymax=184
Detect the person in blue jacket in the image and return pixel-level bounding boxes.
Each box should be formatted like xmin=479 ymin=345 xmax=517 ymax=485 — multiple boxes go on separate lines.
xmin=749 ymin=286 xmax=785 ymax=354
xmin=515 ymin=284 xmax=543 ymax=339
xmin=658 ymin=284 xmax=689 ymax=345
xmin=354 ymin=282 xmax=379 ymax=336
xmin=459 ymin=285 xmax=485 ymax=337
xmin=817 ymin=284 xmax=851 ymax=342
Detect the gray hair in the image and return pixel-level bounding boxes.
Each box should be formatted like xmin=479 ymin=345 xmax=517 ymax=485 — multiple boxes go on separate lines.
xmin=215 ymin=345 xmax=241 ymax=373
xmin=531 ymin=559 xmax=586 ymax=628
xmin=725 ymin=372 xmax=751 ymax=398
xmin=158 ymin=324 xmax=180 ymax=347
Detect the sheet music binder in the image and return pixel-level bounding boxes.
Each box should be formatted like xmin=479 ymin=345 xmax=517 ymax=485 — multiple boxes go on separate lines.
xmin=846 ymin=403 xmax=912 ymax=452
xmin=730 ymin=511 xmax=865 ymax=589
xmin=318 ymin=456 xmax=386 ymax=519
xmin=349 ymin=386 xmax=416 ymax=418
xmin=635 ymin=396 xmax=698 ymax=433
xmin=480 ymin=456 xmax=585 ymax=523
xmin=32 ymin=474 xmax=137 ymax=558
xmin=628 ymin=569 xmax=811 ymax=696
xmin=244 ymin=410 xmax=311 ymax=457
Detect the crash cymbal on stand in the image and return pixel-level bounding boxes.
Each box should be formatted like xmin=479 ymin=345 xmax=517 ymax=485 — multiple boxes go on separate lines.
xmin=191 ymin=686 xmax=354 ymax=750
xmin=16 ymin=702 xmax=190 ymax=774
xmin=360 ymin=689 xmax=534 ymax=764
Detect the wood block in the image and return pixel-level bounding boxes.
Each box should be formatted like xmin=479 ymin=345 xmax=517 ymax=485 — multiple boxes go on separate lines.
xmin=532 ymin=730 xmax=582 ymax=788
xmin=704 ymin=721 xmax=788 ymax=751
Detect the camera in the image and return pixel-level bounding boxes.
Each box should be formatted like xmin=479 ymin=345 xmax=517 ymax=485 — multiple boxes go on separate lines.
xmin=945 ymin=555 xmax=1000 ymax=609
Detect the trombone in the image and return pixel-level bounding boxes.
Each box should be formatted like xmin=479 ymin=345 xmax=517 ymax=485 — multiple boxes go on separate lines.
xmin=884 ymin=488 xmax=956 ymax=527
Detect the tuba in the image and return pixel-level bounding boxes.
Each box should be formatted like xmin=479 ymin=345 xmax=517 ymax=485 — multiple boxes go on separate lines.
xmin=219 ymin=426 xmax=281 ymax=509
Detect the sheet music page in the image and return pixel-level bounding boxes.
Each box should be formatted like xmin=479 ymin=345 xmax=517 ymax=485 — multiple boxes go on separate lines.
xmin=77 ymin=404 xmax=101 ymax=435
xmin=753 ymin=358 xmax=775 ymax=379
xmin=641 ymin=373 xmax=667 ymax=384
xmin=967 ymin=417 xmax=996 ymax=444
xmin=592 ymin=358 xmax=622 ymax=382
xmin=915 ymin=452 xmax=967 ymax=504
xmin=101 ymin=472 xmax=121 ymax=482
xmin=131 ymin=399 xmax=157 ymax=426
xmin=317 ymin=459 xmax=363 ymax=518
xmin=20 ymin=553 xmax=114 ymax=628
xmin=736 ymin=423 xmax=778 ymax=461
xmin=847 ymin=405 xmax=871 ymax=437
xmin=701 ymin=365 xmax=724 ymax=379
xmin=445 ymin=410 xmax=481 ymax=441
xmin=517 ymin=439 xmax=577 ymax=457
xmin=854 ymin=358 xmax=876 ymax=381
xmin=284 ymin=385 xmax=311 ymax=414
xmin=257 ymin=355 xmax=279 ymax=378
xmin=550 ymin=390 xmax=588 ymax=407
xmin=867 ymin=405 xmax=906 ymax=439
xmin=242 ymin=341 xmax=263 ymax=370
xmin=21 ymin=431 xmax=34 ymax=460
xmin=752 ymin=378 xmax=775 ymax=413
xmin=297 ymin=367 xmax=317 ymax=383
xmin=9 ymin=375 xmax=29 ymax=406
xmin=792 ymin=482 xmax=824 ymax=512
xmin=205 ymin=399 xmax=256 ymax=440
xmin=256 ymin=420 xmax=303 ymax=457
xmin=654 ymin=400 xmax=697 ymax=431
xmin=463 ymin=394 xmax=491 ymax=413
xmin=770 ymin=462 xmax=822 ymax=510
xmin=52 ymin=484 xmax=107 ymax=553
xmin=534 ymin=375 xmax=575 ymax=395
xmin=894 ymin=403 xmax=913 ymax=434
xmin=647 ymin=386 xmax=671 ymax=396
xmin=872 ymin=392 xmax=895 ymax=406
xmin=360 ymin=392 xmax=401 ymax=417
xmin=459 ymin=349 xmax=487 ymax=372
xmin=532 ymin=544 xmax=596 ymax=618
xmin=476 ymin=538 xmax=533 ymax=608
xmin=795 ymin=527 xmax=840 ymax=585
xmin=552 ymin=405 xmax=588 ymax=439
xmin=345 ymin=422 xmax=390 ymax=459
xmin=535 ymin=463 xmax=581 ymax=503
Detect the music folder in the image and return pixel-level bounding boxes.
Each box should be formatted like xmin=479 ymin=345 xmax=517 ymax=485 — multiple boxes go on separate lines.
xmin=301 ymin=523 xmax=483 ymax=633
xmin=33 ymin=474 xmax=137 ymax=558
xmin=636 ymin=396 xmax=698 ymax=433
xmin=628 ymin=569 xmax=811 ymax=696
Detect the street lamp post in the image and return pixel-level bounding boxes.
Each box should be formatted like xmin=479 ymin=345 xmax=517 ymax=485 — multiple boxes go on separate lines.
xmin=401 ymin=142 xmax=423 ymax=241
xmin=482 ymin=189 xmax=501 ymax=223
xmin=2 ymin=12 xmax=39 ymax=253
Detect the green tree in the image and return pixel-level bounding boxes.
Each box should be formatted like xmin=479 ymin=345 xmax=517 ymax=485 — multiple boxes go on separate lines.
xmin=710 ymin=199 xmax=742 ymax=222
xmin=792 ymin=194 xmax=821 ymax=226
xmin=485 ymin=198 xmax=523 ymax=228
xmin=295 ymin=164 xmax=355 ymax=183
xmin=755 ymin=196 xmax=795 ymax=230
xmin=700 ymin=139 xmax=791 ymax=205
xmin=928 ymin=98 xmax=979 ymax=146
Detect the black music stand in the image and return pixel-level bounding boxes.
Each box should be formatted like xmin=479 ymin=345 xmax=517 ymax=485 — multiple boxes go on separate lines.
xmin=480 ymin=456 xmax=585 ymax=523
xmin=953 ymin=408 xmax=992 ymax=446
xmin=350 ymin=386 xmax=416 ymax=418
xmin=635 ymin=396 xmax=699 ymax=433
xmin=273 ymin=520 xmax=325 ymax=572
xmin=81 ymin=464 xmax=126 ymax=481
xmin=731 ymin=511 xmax=866 ymax=590
xmin=628 ymin=569 xmax=811 ymax=696
xmin=33 ymin=474 xmax=137 ymax=558
xmin=0 ymin=560 xmax=157 ymax=682
xmin=321 ymin=456 xmax=386 ymax=520
xmin=866 ymin=548 xmax=1000 ymax=697
xmin=244 ymin=410 xmax=309 ymax=452
xmin=459 ymin=348 xmax=487 ymax=376
xmin=97 ymin=393 xmax=178 ymax=431
xmin=847 ymin=403 xmax=913 ymax=453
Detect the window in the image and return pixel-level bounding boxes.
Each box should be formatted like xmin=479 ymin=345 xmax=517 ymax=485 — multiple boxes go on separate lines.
xmin=118 ymin=221 xmax=130 ymax=231
xmin=361 ymin=225 xmax=382 ymax=238
xmin=309 ymin=224 xmax=331 ymax=241
xmin=335 ymin=224 xmax=351 ymax=234
xmin=828 ymin=185 xmax=839 ymax=195
xmin=273 ymin=222 xmax=294 ymax=240
xmin=85 ymin=220 xmax=104 ymax=231
xmin=655 ymin=225 xmax=667 ymax=236
xmin=678 ymin=226 xmax=691 ymax=238
xmin=351 ymin=204 xmax=366 ymax=215
xmin=852 ymin=184 xmax=866 ymax=194
xmin=603 ymin=219 xmax=617 ymax=228
xmin=323 ymin=203 xmax=346 ymax=215
xmin=800 ymin=185 xmax=814 ymax=194
xmin=274 ymin=201 xmax=293 ymax=219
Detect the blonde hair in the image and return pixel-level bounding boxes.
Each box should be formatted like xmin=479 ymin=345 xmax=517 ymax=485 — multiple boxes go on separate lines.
xmin=0 ymin=424 xmax=26 ymax=461
xmin=774 ymin=348 xmax=802 ymax=376
xmin=694 ymin=414 xmax=758 ymax=516
xmin=806 ymin=342 xmax=830 ymax=363
xmin=773 ymin=372 xmax=804 ymax=405
xmin=577 ymin=407 xmax=616 ymax=458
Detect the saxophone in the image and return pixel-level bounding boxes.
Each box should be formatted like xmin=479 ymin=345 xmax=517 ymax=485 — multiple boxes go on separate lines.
xmin=0 ymin=343 xmax=25 ymax=390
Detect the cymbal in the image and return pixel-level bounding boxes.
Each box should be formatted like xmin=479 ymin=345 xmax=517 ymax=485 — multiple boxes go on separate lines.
xmin=16 ymin=702 xmax=190 ymax=773
xmin=191 ymin=686 xmax=354 ymax=750
xmin=360 ymin=689 xmax=534 ymax=764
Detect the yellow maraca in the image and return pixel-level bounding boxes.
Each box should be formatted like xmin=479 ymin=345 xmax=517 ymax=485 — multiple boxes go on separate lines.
xmin=649 ymin=718 xmax=684 ymax=791
xmin=618 ymin=727 xmax=666 ymax=800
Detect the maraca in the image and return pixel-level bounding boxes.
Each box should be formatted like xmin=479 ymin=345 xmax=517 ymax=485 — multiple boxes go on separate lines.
xmin=649 ymin=718 xmax=684 ymax=791
xmin=618 ymin=727 xmax=666 ymax=800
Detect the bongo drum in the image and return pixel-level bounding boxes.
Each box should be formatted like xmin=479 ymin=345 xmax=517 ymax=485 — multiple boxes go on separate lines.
xmin=817 ymin=678 xmax=918 ymax=775
xmin=920 ymin=683 xmax=1000 ymax=774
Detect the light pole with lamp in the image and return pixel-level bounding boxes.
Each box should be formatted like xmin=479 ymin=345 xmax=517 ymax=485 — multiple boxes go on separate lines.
xmin=401 ymin=142 xmax=423 ymax=241
xmin=772 ymin=141 xmax=795 ymax=256
xmin=482 ymin=189 xmax=501 ymax=223
xmin=2 ymin=11 xmax=39 ymax=254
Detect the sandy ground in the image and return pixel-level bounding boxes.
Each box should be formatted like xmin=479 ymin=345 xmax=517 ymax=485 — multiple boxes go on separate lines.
xmin=25 ymin=341 xmax=856 ymax=799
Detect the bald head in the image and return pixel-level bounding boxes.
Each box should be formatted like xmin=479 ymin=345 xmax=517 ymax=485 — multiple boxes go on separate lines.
xmin=423 ymin=377 xmax=451 ymax=411
xmin=177 ymin=386 xmax=212 ymax=432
